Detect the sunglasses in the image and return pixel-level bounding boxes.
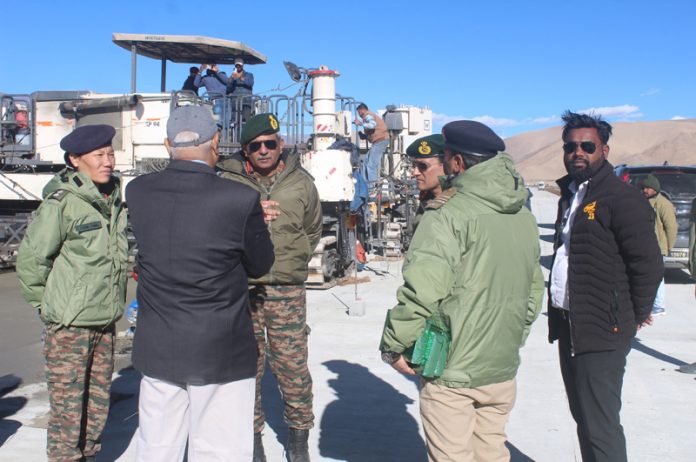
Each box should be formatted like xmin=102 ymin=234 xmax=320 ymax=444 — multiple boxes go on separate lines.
xmin=411 ymin=161 xmax=432 ymax=173
xmin=248 ymin=139 xmax=278 ymax=152
xmin=563 ymin=141 xmax=597 ymax=154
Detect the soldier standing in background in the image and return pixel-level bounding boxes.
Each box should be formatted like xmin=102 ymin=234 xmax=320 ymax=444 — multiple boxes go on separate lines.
xmin=640 ymin=174 xmax=678 ymax=316
xmin=406 ymin=134 xmax=447 ymax=229
xmin=218 ymin=113 xmax=323 ymax=462
xmin=16 ymin=125 xmax=128 ymax=462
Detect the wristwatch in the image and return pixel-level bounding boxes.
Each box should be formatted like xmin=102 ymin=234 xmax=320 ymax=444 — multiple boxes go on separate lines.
xmin=381 ymin=350 xmax=401 ymax=365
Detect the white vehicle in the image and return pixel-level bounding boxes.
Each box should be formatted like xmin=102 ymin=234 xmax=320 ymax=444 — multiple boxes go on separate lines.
xmin=0 ymin=34 xmax=431 ymax=284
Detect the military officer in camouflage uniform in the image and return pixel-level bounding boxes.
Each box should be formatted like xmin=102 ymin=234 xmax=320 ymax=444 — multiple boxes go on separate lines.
xmin=407 ymin=134 xmax=447 ymax=229
xmin=17 ymin=125 xmax=128 ymax=462
xmin=218 ymin=113 xmax=322 ymax=462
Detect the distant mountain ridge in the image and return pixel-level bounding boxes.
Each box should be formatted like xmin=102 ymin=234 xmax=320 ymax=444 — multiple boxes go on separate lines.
xmin=505 ymin=119 xmax=696 ymax=181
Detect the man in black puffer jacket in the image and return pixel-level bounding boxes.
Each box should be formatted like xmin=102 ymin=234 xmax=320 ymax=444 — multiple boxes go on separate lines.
xmin=548 ymin=111 xmax=663 ymax=462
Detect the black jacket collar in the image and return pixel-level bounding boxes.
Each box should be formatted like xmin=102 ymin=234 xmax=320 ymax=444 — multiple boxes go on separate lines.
xmin=166 ymin=159 xmax=217 ymax=175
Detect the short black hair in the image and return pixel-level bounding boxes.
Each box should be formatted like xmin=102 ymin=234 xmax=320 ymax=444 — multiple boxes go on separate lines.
xmin=561 ymin=110 xmax=613 ymax=144
xmin=189 ymin=66 xmax=199 ymax=73
xmin=461 ymin=153 xmax=484 ymax=169
xmin=356 ymin=103 xmax=368 ymax=111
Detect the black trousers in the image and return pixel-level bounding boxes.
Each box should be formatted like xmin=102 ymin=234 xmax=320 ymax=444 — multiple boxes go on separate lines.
xmin=555 ymin=308 xmax=631 ymax=462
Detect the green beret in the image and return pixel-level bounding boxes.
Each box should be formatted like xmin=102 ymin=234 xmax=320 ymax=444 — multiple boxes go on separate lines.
xmin=406 ymin=134 xmax=445 ymax=158
xmin=240 ymin=113 xmax=280 ymax=145
xmin=641 ymin=174 xmax=661 ymax=193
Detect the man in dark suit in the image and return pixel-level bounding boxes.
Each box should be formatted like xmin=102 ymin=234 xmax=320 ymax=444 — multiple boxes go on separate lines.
xmin=126 ymin=105 xmax=274 ymax=462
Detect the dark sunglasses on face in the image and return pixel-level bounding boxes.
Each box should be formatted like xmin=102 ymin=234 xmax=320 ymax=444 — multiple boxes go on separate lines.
xmin=248 ymin=140 xmax=278 ymax=152
xmin=411 ymin=161 xmax=432 ymax=173
xmin=563 ymin=141 xmax=597 ymax=154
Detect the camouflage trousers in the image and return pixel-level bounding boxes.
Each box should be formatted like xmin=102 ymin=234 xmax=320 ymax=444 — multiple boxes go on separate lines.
xmin=250 ymin=285 xmax=314 ymax=432
xmin=43 ymin=323 xmax=115 ymax=462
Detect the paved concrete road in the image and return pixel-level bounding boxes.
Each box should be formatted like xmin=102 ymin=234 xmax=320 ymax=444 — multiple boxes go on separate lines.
xmin=1 ymin=190 xmax=695 ymax=461
xmin=0 ymin=275 xmax=135 ymax=390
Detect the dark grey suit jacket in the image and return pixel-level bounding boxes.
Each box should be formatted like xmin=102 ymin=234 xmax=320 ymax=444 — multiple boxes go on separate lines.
xmin=126 ymin=160 xmax=274 ymax=385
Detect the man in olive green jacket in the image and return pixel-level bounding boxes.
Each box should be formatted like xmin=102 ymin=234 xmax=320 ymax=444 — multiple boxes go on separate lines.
xmin=17 ymin=125 xmax=128 ymax=462
xmin=641 ymin=174 xmax=677 ymax=316
xmin=218 ymin=113 xmax=322 ymax=462
xmin=407 ymin=134 xmax=447 ymax=231
xmin=380 ymin=120 xmax=544 ymax=462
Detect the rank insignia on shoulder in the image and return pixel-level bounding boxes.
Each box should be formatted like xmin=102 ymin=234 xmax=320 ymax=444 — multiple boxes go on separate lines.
xmin=47 ymin=190 xmax=68 ymax=202
xmin=426 ymin=187 xmax=458 ymax=210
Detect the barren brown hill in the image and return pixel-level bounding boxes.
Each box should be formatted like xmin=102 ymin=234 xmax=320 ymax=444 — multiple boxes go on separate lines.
xmin=506 ymin=119 xmax=696 ymax=181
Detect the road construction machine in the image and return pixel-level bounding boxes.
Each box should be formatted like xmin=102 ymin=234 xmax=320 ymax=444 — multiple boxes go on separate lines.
xmin=0 ymin=34 xmax=432 ymax=286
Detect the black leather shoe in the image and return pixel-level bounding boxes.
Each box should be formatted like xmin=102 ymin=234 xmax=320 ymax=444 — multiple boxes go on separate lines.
xmin=286 ymin=428 xmax=310 ymax=462
xmin=253 ymin=431 xmax=267 ymax=462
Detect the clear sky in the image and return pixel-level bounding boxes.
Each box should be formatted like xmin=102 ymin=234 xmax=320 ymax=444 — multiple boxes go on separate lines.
xmin=2 ymin=0 xmax=694 ymax=138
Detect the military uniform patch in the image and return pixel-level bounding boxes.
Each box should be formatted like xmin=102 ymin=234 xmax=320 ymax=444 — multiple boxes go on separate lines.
xmin=425 ymin=187 xmax=458 ymax=210
xmin=269 ymin=114 xmax=279 ymax=130
xmin=76 ymin=221 xmax=102 ymax=233
xmin=47 ymin=189 xmax=68 ymax=202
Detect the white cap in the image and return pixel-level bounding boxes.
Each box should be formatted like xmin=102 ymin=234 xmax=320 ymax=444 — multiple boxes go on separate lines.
xmin=234 ymin=58 xmax=244 ymax=66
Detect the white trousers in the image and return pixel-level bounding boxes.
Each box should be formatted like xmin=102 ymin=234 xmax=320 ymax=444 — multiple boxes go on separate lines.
xmin=136 ymin=374 xmax=255 ymax=462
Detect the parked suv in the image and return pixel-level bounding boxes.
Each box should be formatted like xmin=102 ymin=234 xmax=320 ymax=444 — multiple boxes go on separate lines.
xmin=614 ymin=164 xmax=696 ymax=269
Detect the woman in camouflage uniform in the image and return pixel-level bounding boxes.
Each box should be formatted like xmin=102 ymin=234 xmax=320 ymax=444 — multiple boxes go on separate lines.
xmin=17 ymin=124 xmax=128 ymax=462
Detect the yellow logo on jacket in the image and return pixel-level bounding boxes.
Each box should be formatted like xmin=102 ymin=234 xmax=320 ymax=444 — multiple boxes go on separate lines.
xmin=583 ymin=201 xmax=597 ymax=220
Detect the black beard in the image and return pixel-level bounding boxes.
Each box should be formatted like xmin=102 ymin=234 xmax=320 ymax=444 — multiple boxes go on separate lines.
xmin=566 ymin=158 xmax=605 ymax=183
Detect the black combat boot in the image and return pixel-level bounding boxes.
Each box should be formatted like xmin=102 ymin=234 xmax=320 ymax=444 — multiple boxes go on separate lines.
xmin=253 ymin=431 xmax=267 ymax=462
xmin=286 ymin=428 xmax=310 ymax=462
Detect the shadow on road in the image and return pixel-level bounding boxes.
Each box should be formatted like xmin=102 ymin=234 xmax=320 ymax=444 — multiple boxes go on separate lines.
xmin=507 ymin=441 xmax=536 ymax=461
xmin=665 ymin=268 xmax=694 ymax=285
xmin=537 ymin=223 xmax=557 ymax=230
xmin=540 ymin=255 xmax=554 ymax=271
xmin=99 ymin=366 xmax=141 ymax=461
xmin=0 ymin=374 xmax=27 ymax=446
xmin=258 ymin=358 xmax=290 ymax=446
xmin=632 ymin=338 xmax=689 ymax=367
xmin=319 ymin=360 xmax=426 ymax=462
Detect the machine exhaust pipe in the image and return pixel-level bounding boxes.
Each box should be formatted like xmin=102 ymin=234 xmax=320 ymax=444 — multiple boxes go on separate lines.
xmin=59 ymin=95 xmax=140 ymax=116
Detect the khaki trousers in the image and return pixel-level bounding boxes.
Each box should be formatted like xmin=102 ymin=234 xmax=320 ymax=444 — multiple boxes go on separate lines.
xmin=420 ymin=378 xmax=517 ymax=462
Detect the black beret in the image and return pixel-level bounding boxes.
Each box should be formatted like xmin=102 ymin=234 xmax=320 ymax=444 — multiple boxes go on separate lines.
xmin=406 ymin=134 xmax=445 ymax=158
xmin=240 ymin=113 xmax=280 ymax=145
xmin=442 ymin=120 xmax=505 ymax=158
xmin=61 ymin=124 xmax=115 ymax=166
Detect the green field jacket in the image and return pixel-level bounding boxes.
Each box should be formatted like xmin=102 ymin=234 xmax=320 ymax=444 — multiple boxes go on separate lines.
xmin=16 ymin=170 xmax=128 ymax=327
xmin=381 ymin=154 xmax=545 ymax=388
xmin=218 ymin=152 xmax=322 ymax=285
